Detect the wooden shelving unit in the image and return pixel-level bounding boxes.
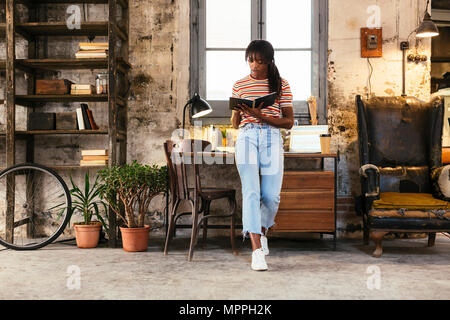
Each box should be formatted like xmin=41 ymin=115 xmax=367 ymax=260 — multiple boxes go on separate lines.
xmin=0 ymin=164 xmax=107 ymax=170
xmin=1 ymin=0 xmax=130 ymax=247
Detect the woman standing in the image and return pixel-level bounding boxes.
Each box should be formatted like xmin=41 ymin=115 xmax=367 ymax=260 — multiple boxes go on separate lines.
xmin=231 ymin=40 xmax=294 ymax=271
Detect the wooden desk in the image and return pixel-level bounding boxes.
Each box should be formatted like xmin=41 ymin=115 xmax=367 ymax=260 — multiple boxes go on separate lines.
xmin=272 ymin=153 xmax=339 ymax=250
xmin=166 ymin=151 xmax=339 ymax=248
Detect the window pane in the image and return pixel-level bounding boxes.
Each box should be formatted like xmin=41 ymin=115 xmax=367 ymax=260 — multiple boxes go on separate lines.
xmin=275 ymin=51 xmax=311 ymax=101
xmin=206 ymin=50 xmax=249 ymax=100
xmin=266 ymin=0 xmax=311 ymax=49
xmin=206 ymin=0 xmax=251 ymax=48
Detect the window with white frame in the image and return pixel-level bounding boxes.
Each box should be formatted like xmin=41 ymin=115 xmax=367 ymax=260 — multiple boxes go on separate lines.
xmin=190 ymin=0 xmax=328 ymax=125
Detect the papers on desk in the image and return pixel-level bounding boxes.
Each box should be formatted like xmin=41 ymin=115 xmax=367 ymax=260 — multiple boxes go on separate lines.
xmin=289 ymin=125 xmax=329 ymax=153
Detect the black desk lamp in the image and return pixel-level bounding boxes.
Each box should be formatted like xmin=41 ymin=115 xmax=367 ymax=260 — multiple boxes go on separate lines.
xmin=400 ymin=0 xmax=439 ymax=96
xmin=182 ymin=92 xmax=213 ymax=139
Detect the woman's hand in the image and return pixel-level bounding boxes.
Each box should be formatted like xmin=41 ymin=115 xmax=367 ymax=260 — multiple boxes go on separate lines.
xmin=230 ymin=108 xmax=242 ymax=129
xmin=234 ymin=102 xmax=294 ymax=129
xmin=239 ymin=102 xmax=264 ymax=119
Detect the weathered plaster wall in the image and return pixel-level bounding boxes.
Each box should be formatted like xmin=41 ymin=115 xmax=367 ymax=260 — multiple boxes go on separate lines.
xmin=327 ymin=0 xmax=432 ymax=235
xmin=126 ymin=0 xmax=190 ymax=229
xmin=128 ymin=0 xmax=187 ymax=165
xmin=328 ymin=0 xmax=431 ymax=192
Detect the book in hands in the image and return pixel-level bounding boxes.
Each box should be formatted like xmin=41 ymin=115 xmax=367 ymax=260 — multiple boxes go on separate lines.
xmin=229 ymin=92 xmax=277 ymax=110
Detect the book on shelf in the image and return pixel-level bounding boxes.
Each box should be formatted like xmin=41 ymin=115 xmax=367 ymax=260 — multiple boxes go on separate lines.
xmin=76 ymin=108 xmax=85 ymax=130
xmin=77 ymin=49 xmax=107 ymax=53
xmin=71 ymin=90 xmax=94 ymax=95
xmin=87 ymin=109 xmax=99 ymax=130
xmin=75 ymin=104 xmax=99 ymax=130
xmin=71 ymin=84 xmax=94 ymax=95
xmin=82 ymin=155 xmax=108 ymax=161
xmin=80 ymin=159 xmax=108 ymax=166
xmin=229 ymin=92 xmax=277 ymax=110
xmin=71 ymin=84 xmax=94 ymax=91
xmin=79 ymin=42 xmax=109 ymax=51
xmin=81 ymin=149 xmax=108 ymax=156
xmin=75 ymin=50 xmax=108 ymax=59
xmin=80 ymin=104 xmax=92 ymax=130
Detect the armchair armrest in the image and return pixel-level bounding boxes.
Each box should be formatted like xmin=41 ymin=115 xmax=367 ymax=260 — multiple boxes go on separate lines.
xmin=431 ymin=164 xmax=450 ymax=201
xmin=359 ymin=164 xmax=380 ymax=198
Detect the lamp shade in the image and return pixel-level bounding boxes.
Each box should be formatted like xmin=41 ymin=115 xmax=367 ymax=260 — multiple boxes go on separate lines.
xmin=416 ymin=12 xmax=439 ymax=38
xmin=190 ymin=93 xmax=213 ymax=118
xmin=182 ymin=93 xmax=213 ymax=139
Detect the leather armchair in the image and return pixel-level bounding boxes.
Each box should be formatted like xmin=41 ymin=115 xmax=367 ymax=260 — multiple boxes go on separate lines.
xmin=356 ymin=95 xmax=450 ymax=257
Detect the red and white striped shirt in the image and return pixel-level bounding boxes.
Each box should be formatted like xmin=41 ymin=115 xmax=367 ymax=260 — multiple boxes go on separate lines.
xmin=232 ymin=74 xmax=293 ymax=128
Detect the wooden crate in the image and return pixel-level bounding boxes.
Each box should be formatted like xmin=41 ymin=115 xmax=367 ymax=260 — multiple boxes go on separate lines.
xmin=36 ymin=79 xmax=73 ymax=95
xmin=56 ymin=112 xmax=78 ymax=130
xmin=28 ymin=112 xmax=56 ymax=130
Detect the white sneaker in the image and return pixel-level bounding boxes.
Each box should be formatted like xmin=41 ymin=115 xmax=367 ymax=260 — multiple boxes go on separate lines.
xmin=260 ymin=235 xmax=269 ymax=256
xmin=251 ymin=248 xmax=268 ymax=271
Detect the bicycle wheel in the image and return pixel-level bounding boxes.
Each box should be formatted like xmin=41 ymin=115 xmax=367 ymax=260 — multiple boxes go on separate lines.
xmin=0 ymin=163 xmax=72 ymax=250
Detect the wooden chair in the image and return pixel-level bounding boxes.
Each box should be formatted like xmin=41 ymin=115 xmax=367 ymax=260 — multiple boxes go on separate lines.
xmin=163 ymin=139 xmax=237 ymax=261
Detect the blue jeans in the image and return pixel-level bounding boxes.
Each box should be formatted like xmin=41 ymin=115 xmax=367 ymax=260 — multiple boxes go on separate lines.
xmin=235 ymin=123 xmax=284 ymax=238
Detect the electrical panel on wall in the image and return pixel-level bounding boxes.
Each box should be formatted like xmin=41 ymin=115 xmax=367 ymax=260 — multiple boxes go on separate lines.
xmin=361 ymin=28 xmax=382 ymax=58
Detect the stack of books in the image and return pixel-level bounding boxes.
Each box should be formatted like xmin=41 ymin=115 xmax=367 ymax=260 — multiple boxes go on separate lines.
xmin=75 ymin=42 xmax=108 ymax=59
xmin=71 ymin=84 xmax=94 ymax=95
xmin=76 ymin=103 xmax=99 ymax=130
xmin=80 ymin=149 xmax=108 ymax=166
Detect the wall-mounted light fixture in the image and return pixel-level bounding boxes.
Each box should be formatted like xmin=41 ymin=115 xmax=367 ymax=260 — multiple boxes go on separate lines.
xmin=416 ymin=11 xmax=440 ymax=38
xmin=400 ymin=0 xmax=439 ymax=96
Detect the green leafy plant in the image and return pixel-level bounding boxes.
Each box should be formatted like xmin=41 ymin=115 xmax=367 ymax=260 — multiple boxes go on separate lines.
xmin=97 ymin=161 xmax=167 ymax=228
xmin=69 ymin=172 xmax=108 ymax=232
xmin=220 ymin=129 xmax=227 ymax=139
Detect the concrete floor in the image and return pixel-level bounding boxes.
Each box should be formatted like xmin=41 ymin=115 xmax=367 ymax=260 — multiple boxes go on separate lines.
xmin=0 ymin=233 xmax=449 ymax=300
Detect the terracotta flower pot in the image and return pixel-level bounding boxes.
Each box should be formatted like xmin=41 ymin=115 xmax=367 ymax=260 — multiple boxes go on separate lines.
xmin=120 ymin=225 xmax=150 ymax=252
xmin=74 ymin=221 xmax=102 ymax=248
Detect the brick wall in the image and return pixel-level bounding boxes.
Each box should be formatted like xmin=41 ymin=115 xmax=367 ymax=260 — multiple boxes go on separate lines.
xmin=337 ymin=196 xmax=363 ymax=238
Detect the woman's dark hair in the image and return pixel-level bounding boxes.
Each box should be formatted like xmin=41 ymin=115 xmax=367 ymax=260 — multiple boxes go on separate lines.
xmin=245 ymin=40 xmax=282 ymax=98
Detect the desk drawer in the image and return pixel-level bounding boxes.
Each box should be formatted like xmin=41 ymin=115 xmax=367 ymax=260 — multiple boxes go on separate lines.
xmin=273 ymin=210 xmax=334 ymax=231
xmin=282 ymin=171 xmax=334 ymax=189
xmin=279 ymin=190 xmax=334 ymax=210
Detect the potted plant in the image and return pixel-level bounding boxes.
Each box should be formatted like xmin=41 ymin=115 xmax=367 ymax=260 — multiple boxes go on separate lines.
xmin=98 ymin=161 xmax=167 ymax=252
xmin=220 ymin=129 xmax=227 ymax=147
xmin=70 ymin=172 xmax=108 ymax=248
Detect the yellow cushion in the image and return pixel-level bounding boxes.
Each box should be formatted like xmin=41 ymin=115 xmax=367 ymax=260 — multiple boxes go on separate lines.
xmin=372 ymin=192 xmax=450 ymax=210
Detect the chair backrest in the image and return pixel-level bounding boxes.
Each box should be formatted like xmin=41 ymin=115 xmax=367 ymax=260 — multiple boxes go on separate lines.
xmin=356 ymin=95 xmax=444 ymax=193
xmin=163 ymin=139 xmax=212 ymax=200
